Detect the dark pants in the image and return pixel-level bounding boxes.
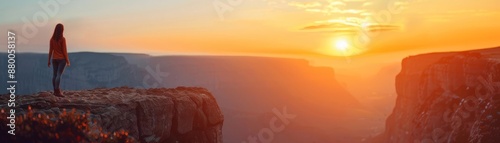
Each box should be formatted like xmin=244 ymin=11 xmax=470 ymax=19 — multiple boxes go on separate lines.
xmin=52 ymin=59 xmax=66 ymax=91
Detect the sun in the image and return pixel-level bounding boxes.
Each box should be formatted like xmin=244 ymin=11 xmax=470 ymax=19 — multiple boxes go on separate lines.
xmin=335 ymin=39 xmax=349 ymax=51
xmin=317 ymin=36 xmax=366 ymax=57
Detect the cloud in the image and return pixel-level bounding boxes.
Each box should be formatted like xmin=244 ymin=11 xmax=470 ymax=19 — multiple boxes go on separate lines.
xmin=304 ymin=8 xmax=364 ymax=14
xmin=329 ymin=1 xmax=346 ymax=6
xmin=302 ymin=23 xmax=355 ymax=31
xmin=301 ymin=20 xmax=400 ymax=33
xmin=365 ymin=24 xmax=400 ymax=32
xmin=285 ymin=0 xmax=369 ymax=15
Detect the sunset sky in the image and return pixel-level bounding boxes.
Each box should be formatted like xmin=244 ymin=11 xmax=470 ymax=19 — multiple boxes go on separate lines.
xmin=1 ymin=0 xmax=500 ymax=59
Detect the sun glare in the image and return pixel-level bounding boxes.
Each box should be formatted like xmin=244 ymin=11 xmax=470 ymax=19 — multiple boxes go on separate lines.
xmin=335 ymin=39 xmax=349 ymax=51
xmin=317 ymin=36 xmax=366 ymax=57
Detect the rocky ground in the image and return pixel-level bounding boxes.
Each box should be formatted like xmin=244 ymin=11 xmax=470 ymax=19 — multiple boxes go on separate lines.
xmin=0 ymin=86 xmax=224 ymax=143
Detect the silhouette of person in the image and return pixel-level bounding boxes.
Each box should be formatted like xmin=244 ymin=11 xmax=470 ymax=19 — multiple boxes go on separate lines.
xmin=48 ymin=23 xmax=70 ymax=97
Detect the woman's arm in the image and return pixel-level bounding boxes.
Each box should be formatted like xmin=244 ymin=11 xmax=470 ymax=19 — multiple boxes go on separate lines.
xmin=48 ymin=39 xmax=53 ymax=67
xmin=62 ymin=38 xmax=70 ymax=66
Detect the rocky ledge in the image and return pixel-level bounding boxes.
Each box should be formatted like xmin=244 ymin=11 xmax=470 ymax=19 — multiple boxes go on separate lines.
xmin=376 ymin=49 xmax=500 ymax=143
xmin=0 ymin=87 xmax=224 ymax=143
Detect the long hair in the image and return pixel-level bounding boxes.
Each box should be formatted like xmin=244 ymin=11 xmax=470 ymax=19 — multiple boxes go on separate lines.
xmin=51 ymin=23 xmax=64 ymax=42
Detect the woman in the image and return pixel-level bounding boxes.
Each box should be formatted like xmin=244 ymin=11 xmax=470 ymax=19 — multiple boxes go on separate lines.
xmin=48 ymin=23 xmax=70 ymax=97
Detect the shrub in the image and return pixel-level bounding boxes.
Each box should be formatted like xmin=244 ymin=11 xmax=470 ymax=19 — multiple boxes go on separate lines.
xmin=0 ymin=106 xmax=135 ymax=143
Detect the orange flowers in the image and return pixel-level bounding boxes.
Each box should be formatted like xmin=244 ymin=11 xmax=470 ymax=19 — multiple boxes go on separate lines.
xmin=0 ymin=107 xmax=136 ymax=143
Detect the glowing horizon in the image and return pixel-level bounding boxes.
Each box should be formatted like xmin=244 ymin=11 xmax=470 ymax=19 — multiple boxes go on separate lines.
xmin=1 ymin=0 xmax=500 ymax=58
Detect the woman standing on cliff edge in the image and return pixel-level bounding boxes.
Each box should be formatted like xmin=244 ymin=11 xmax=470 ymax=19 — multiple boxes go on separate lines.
xmin=48 ymin=23 xmax=70 ymax=97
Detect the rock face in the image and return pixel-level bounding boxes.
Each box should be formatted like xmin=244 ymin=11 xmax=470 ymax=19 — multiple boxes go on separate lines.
xmin=0 ymin=87 xmax=224 ymax=143
xmin=378 ymin=49 xmax=500 ymax=143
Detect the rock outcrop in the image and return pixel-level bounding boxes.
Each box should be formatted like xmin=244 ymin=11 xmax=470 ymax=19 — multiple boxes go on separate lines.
xmin=0 ymin=87 xmax=224 ymax=143
xmin=377 ymin=48 xmax=500 ymax=143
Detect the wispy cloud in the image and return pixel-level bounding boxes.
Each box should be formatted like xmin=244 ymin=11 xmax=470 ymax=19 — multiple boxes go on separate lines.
xmin=301 ymin=19 xmax=401 ymax=33
xmin=329 ymin=1 xmax=346 ymax=6
xmin=286 ymin=0 xmax=367 ymax=15
xmin=304 ymin=8 xmax=365 ymax=14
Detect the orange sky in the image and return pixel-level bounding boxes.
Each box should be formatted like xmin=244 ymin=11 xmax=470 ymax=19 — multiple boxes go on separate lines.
xmin=1 ymin=0 xmax=500 ymax=61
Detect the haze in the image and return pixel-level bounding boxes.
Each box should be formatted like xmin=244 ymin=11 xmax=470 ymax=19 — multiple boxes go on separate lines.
xmin=2 ymin=1 xmax=500 ymax=142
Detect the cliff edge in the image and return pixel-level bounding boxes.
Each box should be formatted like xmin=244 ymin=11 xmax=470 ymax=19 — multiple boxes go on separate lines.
xmin=377 ymin=48 xmax=500 ymax=143
xmin=0 ymin=87 xmax=224 ymax=143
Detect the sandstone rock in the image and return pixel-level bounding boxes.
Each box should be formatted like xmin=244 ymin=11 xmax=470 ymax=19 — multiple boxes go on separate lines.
xmin=377 ymin=49 xmax=500 ymax=143
xmin=0 ymin=86 xmax=224 ymax=143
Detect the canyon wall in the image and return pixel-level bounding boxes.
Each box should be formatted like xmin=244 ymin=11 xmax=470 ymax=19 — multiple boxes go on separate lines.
xmin=378 ymin=48 xmax=500 ymax=143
